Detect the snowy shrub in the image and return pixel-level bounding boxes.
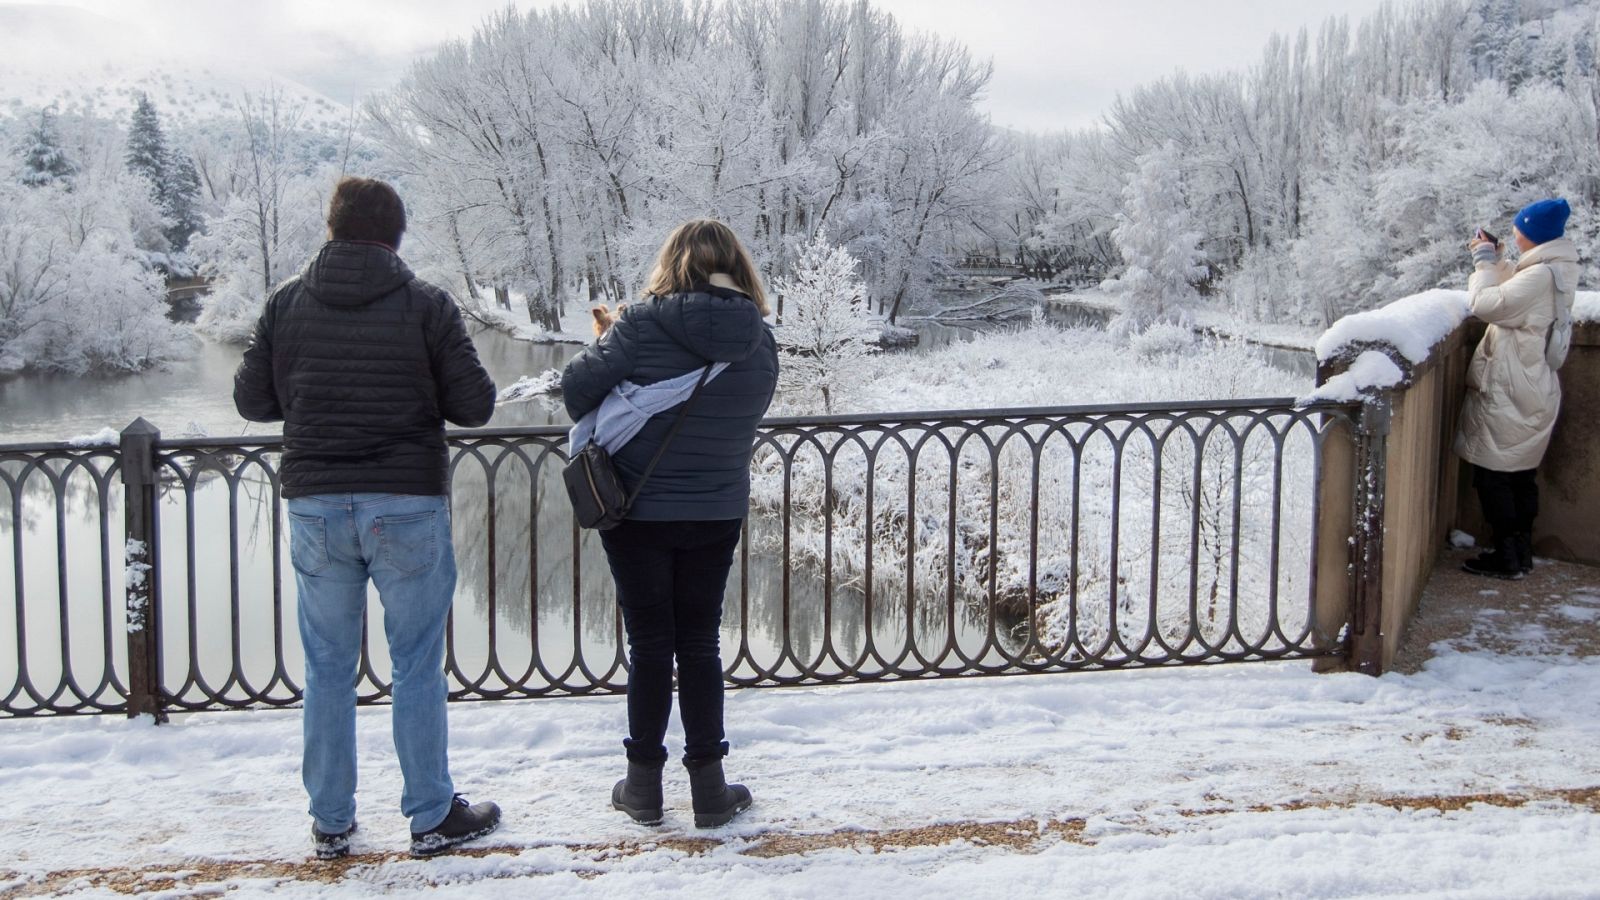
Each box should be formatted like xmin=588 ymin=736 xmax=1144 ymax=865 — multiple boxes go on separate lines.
xmin=1130 ymin=322 xmax=1195 ymax=360
xmin=772 ymin=238 xmax=879 ymax=414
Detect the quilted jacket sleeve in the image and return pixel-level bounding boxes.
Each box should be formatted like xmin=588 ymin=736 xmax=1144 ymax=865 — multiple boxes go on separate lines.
xmin=428 ymin=292 xmax=497 ymax=428
xmin=561 ymin=311 xmax=638 ymax=421
xmin=233 ymin=294 xmax=283 ymax=423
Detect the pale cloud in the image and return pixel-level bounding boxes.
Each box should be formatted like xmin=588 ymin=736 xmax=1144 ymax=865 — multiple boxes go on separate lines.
xmin=4 ymin=0 xmax=1392 ymax=130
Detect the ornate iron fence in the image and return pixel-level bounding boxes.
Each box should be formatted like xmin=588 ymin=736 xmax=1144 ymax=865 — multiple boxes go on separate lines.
xmin=1 ymin=397 xmax=1365 ymax=718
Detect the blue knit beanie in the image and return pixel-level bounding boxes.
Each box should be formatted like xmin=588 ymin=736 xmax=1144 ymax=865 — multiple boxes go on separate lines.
xmin=1514 ymin=198 xmax=1570 ymax=245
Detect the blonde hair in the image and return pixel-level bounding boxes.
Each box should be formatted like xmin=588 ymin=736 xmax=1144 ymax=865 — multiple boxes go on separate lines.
xmin=643 ymin=219 xmax=770 ymax=316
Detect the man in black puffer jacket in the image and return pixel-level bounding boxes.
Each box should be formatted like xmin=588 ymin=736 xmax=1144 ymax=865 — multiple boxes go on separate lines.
xmin=233 ymin=177 xmax=501 ymax=861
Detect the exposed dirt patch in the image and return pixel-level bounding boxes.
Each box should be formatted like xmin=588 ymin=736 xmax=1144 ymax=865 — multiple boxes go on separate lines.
xmin=1391 ymin=549 xmax=1600 ymax=674
xmin=742 ymin=817 xmax=1089 ymax=858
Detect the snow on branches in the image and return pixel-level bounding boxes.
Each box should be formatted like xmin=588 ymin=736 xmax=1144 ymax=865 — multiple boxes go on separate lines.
xmin=773 ymin=238 xmax=879 ymax=414
xmin=1102 ymin=143 xmax=1207 ymax=343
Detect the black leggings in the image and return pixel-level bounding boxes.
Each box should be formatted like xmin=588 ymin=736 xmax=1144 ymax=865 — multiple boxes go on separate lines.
xmin=1473 ymin=464 xmax=1538 ymax=542
xmin=599 ymin=518 xmax=742 ymax=763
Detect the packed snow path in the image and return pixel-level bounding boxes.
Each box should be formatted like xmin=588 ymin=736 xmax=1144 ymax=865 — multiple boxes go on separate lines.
xmin=4 ymin=581 xmax=1599 ymax=898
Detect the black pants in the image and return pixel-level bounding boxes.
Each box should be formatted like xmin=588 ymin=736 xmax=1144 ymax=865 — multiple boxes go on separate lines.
xmin=599 ymin=518 xmax=743 ymax=764
xmin=1473 ymin=464 xmax=1538 ymax=543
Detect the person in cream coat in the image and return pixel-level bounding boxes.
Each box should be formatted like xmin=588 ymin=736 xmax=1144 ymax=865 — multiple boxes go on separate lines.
xmin=1456 ymin=198 xmax=1578 ymax=579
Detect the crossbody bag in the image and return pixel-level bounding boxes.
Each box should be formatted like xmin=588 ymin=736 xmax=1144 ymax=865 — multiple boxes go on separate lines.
xmin=562 ymin=365 xmax=714 ymax=530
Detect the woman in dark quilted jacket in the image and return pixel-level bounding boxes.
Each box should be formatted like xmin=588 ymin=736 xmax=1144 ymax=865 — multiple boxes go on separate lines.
xmin=561 ymin=220 xmax=779 ymax=828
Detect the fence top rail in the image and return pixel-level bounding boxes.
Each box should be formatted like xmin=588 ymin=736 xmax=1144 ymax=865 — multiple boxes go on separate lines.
xmin=0 ymin=396 xmax=1360 ymax=455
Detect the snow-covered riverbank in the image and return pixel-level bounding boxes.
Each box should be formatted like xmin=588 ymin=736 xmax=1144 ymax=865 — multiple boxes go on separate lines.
xmin=752 ymin=324 xmax=1314 ymax=660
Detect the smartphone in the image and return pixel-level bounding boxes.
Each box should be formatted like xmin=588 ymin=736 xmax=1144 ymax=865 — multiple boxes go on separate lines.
xmin=1477 ymin=227 xmax=1499 ymax=245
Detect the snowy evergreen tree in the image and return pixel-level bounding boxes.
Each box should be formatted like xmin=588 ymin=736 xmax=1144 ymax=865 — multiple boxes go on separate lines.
xmin=18 ymin=107 xmax=77 ymax=190
xmin=773 ymin=238 xmax=879 ymax=414
xmin=125 ymin=93 xmax=167 ymax=188
xmin=162 ymin=151 xmax=204 ymax=253
xmin=1102 ymin=144 xmax=1208 ymax=342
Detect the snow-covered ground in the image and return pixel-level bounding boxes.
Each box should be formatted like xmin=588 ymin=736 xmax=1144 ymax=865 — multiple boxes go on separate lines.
xmin=5 ymin=607 xmax=1599 ymax=898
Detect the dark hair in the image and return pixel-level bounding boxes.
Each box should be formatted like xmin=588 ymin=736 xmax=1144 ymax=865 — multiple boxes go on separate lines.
xmin=326 ymin=176 xmax=406 ymax=248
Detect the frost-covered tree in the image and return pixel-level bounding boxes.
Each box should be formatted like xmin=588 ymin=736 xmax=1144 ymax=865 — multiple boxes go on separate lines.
xmin=773 ymin=238 xmax=878 ymax=413
xmin=1020 ymin=0 xmax=1599 ymax=328
xmin=191 ymin=88 xmax=332 ymax=342
xmin=369 ymin=0 xmax=999 ymax=332
xmin=0 ymin=176 xmax=188 ymax=374
xmin=1101 ymin=144 xmax=1207 ymax=341
xmin=18 ymin=107 xmax=77 ymax=189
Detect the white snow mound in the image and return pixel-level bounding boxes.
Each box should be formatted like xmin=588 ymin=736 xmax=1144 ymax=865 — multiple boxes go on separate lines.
xmin=1316 ymin=290 xmax=1472 ymax=364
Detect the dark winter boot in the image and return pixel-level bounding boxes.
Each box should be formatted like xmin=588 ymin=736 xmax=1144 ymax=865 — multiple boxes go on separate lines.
xmin=311 ymin=821 xmax=356 ymax=860
xmin=409 ymin=794 xmax=501 ymax=858
xmin=1462 ymin=538 xmax=1524 ymax=580
xmin=1513 ymin=532 xmax=1534 ymax=575
xmin=612 ymin=759 xmax=665 ymax=825
xmin=685 ymin=757 xmax=752 ymax=828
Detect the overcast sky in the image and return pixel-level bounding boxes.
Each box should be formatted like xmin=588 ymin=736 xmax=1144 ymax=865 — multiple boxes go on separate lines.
xmin=6 ymin=0 xmax=1393 ymax=131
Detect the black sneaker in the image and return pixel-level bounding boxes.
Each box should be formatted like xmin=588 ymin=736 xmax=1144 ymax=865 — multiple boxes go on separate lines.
xmin=1462 ymin=540 xmax=1524 ymax=581
xmin=312 ymin=822 xmax=357 ymax=860
xmin=410 ymin=794 xmax=501 ymax=858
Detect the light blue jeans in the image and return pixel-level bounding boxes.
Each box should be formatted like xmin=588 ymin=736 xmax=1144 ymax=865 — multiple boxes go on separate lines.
xmin=288 ymin=492 xmax=457 ymax=835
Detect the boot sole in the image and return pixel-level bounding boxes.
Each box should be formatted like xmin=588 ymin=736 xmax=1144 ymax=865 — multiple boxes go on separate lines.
xmin=612 ymin=799 xmax=664 ymax=826
xmin=1461 ymin=564 xmax=1524 ymax=581
xmin=693 ymin=797 xmax=752 ymax=829
xmin=409 ymin=820 xmax=501 ymax=858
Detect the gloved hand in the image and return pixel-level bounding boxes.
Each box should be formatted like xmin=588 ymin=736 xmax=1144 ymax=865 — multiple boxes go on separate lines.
xmin=1470 ymin=240 xmax=1500 ymax=267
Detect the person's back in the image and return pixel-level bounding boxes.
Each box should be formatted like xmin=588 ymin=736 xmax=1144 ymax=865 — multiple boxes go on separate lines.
xmin=232 ymin=176 xmax=502 ymax=860
xmin=561 ymin=219 xmax=777 ymax=830
xmin=562 ymin=282 xmax=778 ymax=520
xmin=234 ymin=242 xmax=495 ymax=496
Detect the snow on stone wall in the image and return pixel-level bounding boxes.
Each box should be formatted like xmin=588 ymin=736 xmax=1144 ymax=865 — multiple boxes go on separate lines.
xmin=1297 ymin=351 xmax=1405 ymax=406
xmin=1314 ymin=290 xmax=1472 ymax=365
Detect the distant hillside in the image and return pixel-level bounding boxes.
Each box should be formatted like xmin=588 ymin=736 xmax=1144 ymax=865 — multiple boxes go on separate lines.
xmin=0 ymin=3 xmax=352 ymax=131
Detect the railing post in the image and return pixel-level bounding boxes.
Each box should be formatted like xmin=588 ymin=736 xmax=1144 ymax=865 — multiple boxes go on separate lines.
xmin=121 ymin=418 xmax=166 ymax=722
xmin=1348 ymin=396 xmax=1390 ymax=675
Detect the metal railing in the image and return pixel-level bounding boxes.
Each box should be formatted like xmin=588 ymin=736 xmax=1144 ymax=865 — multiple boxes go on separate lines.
xmin=1 ymin=397 xmax=1365 ymax=718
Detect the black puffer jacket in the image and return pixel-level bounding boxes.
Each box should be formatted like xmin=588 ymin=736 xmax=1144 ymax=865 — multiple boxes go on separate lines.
xmin=233 ymin=241 xmax=496 ymax=498
xmin=562 ymin=284 xmax=778 ymax=521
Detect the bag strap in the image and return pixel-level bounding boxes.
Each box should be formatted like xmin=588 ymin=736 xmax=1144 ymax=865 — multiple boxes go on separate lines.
xmin=624 ymin=365 xmax=714 ymax=509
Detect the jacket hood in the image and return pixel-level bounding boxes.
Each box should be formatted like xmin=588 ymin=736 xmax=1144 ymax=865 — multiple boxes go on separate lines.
xmin=1518 ymin=237 xmax=1579 ymax=294
xmin=301 ymin=240 xmax=414 ymax=307
xmin=649 ymin=284 xmax=769 ymax=362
